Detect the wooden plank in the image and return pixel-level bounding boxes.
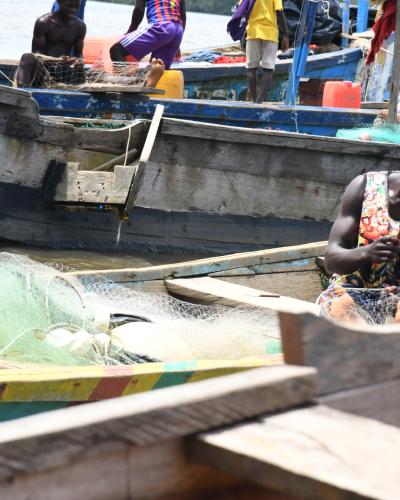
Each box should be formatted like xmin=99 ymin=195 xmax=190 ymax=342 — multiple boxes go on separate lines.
xmin=80 ymin=85 xmax=164 ymax=94
xmin=280 ymin=310 xmax=400 ymax=395
xmin=0 ymin=437 xmax=295 ymax=500
xmin=125 ymin=104 xmax=164 ymax=213
xmin=188 ymin=405 xmax=400 ymax=500
xmin=165 ymin=277 xmax=320 ymax=314
xmin=53 ymin=163 xmax=135 ymax=205
xmin=0 ymin=366 xmax=315 ymax=479
xmin=67 ymin=242 xmax=327 ymax=283
xmin=319 ymin=379 xmax=400 ymax=428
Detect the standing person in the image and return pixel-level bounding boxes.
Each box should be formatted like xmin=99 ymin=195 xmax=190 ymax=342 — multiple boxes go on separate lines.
xmin=246 ymin=0 xmax=289 ymax=103
xmin=52 ymin=0 xmax=87 ymax=20
xmin=16 ymin=0 xmax=86 ymax=87
xmin=110 ymin=0 xmax=186 ymax=87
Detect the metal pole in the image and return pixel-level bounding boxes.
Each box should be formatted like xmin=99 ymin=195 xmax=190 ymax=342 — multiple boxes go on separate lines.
xmin=388 ymin=0 xmax=400 ymax=123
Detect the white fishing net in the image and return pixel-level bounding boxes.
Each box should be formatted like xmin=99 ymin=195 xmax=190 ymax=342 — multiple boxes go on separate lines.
xmin=0 ymin=253 xmax=281 ymax=367
xmin=15 ymin=55 xmax=151 ymax=90
xmin=319 ymin=287 xmax=400 ymax=325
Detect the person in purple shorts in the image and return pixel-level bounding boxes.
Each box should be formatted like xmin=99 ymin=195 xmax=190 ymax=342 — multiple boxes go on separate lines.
xmin=110 ymin=0 xmax=186 ymax=87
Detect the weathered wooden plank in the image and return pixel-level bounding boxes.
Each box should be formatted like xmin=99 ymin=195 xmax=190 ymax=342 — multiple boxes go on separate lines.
xmin=188 ymin=405 xmax=400 ymax=500
xmin=0 ymin=366 xmax=316 ymax=479
xmin=280 ymin=310 xmax=400 ymax=395
xmin=53 ymin=163 xmax=134 ymax=205
xmin=67 ymin=242 xmax=327 ymax=283
xmin=125 ymin=104 xmax=164 ymax=213
xmin=319 ymin=379 xmax=400 ymax=428
xmin=166 ymin=277 xmax=320 ymax=314
xmin=0 ymin=437 xmax=294 ymax=500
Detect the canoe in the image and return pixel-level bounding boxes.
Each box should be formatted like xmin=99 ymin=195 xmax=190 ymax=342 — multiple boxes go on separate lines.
xmin=2 ymin=247 xmax=400 ymax=498
xmin=0 ymin=241 xmax=325 ymax=422
xmin=0 ymin=47 xmax=363 ymax=103
xmin=30 ymin=89 xmax=378 ymax=137
xmin=0 ymin=85 xmax=396 ymax=252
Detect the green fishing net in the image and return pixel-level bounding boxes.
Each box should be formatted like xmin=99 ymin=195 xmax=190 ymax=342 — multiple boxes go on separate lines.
xmin=336 ymin=124 xmax=400 ymax=144
xmin=0 ymin=253 xmax=282 ymax=368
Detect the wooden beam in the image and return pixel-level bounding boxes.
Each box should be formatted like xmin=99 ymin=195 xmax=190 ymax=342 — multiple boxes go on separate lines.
xmin=0 ymin=366 xmax=316 ymax=480
xmin=165 ymin=277 xmax=320 ymax=314
xmin=188 ymin=405 xmax=400 ymax=499
xmin=280 ymin=310 xmax=400 ymax=395
xmin=125 ymin=104 xmax=164 ymax=214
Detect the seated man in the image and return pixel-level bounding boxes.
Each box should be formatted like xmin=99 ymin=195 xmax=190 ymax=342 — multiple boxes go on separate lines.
xmin=321 ymin=171 xmax=400 ymax=324
xmin=16 ymin=0 xmax=86 ymax=88
xmin=110 ymin=0 xmax=186 ymax=88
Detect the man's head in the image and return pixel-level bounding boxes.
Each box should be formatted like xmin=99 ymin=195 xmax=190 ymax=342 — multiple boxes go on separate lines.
xmin=58 ymin=0 xmax=81 ymax=19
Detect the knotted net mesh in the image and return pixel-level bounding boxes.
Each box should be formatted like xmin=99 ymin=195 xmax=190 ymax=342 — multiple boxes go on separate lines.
xmin=0 ymin=253 xmax=281 ymax=368
xmin=15 ymin=55 xmax=151 ymax=90
xmin=319 ymin=286 xmax=400 ymax=325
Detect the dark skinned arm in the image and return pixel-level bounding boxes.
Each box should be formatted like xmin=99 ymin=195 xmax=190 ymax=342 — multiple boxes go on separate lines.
xmin=127 ymin=0 xmax=146 ymax=33
xmin=32 ymin=18 xmax=47 ymax=53
xmin=73 ymin=22 xmax=87 ymax=59
xmin=180 ymin=0 xmax=186 ymax=30
xmin=324 ymin=174 xmax=400 ymax=274
xmin=276 ymin=10 xmax=289 ymax=51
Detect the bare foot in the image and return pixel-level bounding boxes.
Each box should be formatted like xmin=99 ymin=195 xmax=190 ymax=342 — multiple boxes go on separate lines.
xmin=145 ymin=58 xmax=165 ymax=88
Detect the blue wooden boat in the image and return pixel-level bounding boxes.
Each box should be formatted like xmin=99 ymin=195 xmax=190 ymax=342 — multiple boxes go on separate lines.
xmin=30 ymin=89 xmax=377 ymax=137
xmin=0 ymin=47 xmax=362 ymax=102
xmin=180 ymin=47 xmax=363 ymax=101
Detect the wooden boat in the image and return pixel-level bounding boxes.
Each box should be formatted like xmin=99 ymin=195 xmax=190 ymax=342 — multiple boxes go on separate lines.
xmin=30 ymin=88 xmax=378 ymax=137
xmin=0 ymin=85 xmax=395 ymax=253
xmin=2 ymin=267 xmax=400 ymax=498
xmin=0 ymin=241 xmax=324 ymax=422
xmin=0 ymin=47 xmax=362 ymax=103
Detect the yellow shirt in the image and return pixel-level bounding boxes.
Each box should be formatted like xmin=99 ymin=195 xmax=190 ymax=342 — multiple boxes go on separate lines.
xmin=246 ymin=0 xmax=283 ymax=43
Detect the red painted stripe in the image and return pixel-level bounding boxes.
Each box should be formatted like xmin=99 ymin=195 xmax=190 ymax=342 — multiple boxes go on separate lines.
xmin=88 ymin=367 xmax=136 ymax=401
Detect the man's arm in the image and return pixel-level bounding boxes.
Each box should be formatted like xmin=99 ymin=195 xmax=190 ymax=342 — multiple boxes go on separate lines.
xmin=180 ymin=0 xmax=186 ymax=30
xmin=73 ymin=22 xmax=87 ymax=59
xmin=127 ymin=0 xmax=146 ymax=33
xmin=325 ymin=174 xmax=400 ymax=274
xmin=32 ymin=18 xmax=47 ymax=53
xmin=276 ymin=10 xmax=289 ymax=51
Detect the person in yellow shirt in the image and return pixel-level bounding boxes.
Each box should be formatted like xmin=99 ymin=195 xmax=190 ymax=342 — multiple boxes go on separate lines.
xmin=246 ymin=0 xmax=289 ymax=103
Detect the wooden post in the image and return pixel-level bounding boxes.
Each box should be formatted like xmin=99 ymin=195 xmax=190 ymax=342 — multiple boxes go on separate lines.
xmin=284 ymin=0 xmax=320 ymax=106
xmin=356 ymin=0 xmax=369 ymax=33
xmin=388 ymin=0 xmax=400 ymax=123
xmin=341 ymin=0 xmax=351 ymax=47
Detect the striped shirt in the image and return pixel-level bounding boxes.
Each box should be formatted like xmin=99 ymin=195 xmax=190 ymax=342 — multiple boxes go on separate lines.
xmin=146 ymin=0 xmax=182 ymax=24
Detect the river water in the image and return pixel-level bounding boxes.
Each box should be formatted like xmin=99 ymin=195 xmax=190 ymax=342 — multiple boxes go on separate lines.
xmin=0 ymin=0 xmax=232 ymax=59
xmin=0 ymin=1 xmax=230 ymax=269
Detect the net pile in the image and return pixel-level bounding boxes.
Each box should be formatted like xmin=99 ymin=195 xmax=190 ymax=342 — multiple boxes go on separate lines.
xmin=16 ymin=55 xmax=151 ymax=90
xmin=336 ymin=123 xmax=400 ymax=145
xmin=0 ymin=253 xmax=281 ymax=367
xmin=319 ymin=287 xmax=400 ymax=325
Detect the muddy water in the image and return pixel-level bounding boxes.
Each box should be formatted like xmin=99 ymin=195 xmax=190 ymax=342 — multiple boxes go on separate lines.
xmin=0 ymin=243 xmax=208 ymax=271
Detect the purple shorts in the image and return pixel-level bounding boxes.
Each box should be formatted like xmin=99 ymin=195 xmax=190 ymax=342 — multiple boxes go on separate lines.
xmin=120 ymin=21 xmax=183 ymax=69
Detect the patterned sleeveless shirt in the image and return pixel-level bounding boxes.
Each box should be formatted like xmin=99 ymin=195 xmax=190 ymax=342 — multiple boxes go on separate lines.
xmin=332 ymin=171 xmax=400 ymax=288
xmin=147 ymin=0 xmax=182 ymax=24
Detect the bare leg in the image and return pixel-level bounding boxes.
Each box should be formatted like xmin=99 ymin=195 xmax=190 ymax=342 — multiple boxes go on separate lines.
xmin=15 ymin=53 xmax=38 ymax=87
xmin=247 ymin=68 xmax=257 ymax=103
xmin=110 ymin=42 xmax=129 ymax=62
xmin=256 ymin=68 xmax=273 ymax=103
xmin=326 ymin=292 xmax=367 ymax=325
xmin=146 ymin=58 xmax=165 ymax=88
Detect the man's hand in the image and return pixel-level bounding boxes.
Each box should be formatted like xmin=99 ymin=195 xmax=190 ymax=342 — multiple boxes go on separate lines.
xmin=362 ymin=236 xmax=400 ymax=264
xmin=280 ymin=35 xmax=289 ymax=52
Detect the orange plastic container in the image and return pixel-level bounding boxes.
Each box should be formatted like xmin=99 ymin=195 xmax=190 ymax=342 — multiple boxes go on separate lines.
xmin=322 ymin=81 xmax=361 ymax=109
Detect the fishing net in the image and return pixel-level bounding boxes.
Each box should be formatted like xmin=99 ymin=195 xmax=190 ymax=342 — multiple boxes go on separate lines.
xmin=15 ymin=55 xmax=151 ymax=90
xmin=336 ymin=124 xmax=400 ymax=145
xmin=0 ymin=253 xmax=281 ymax=368
xmin=319 ymin=286 xmax=400 ymax=325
